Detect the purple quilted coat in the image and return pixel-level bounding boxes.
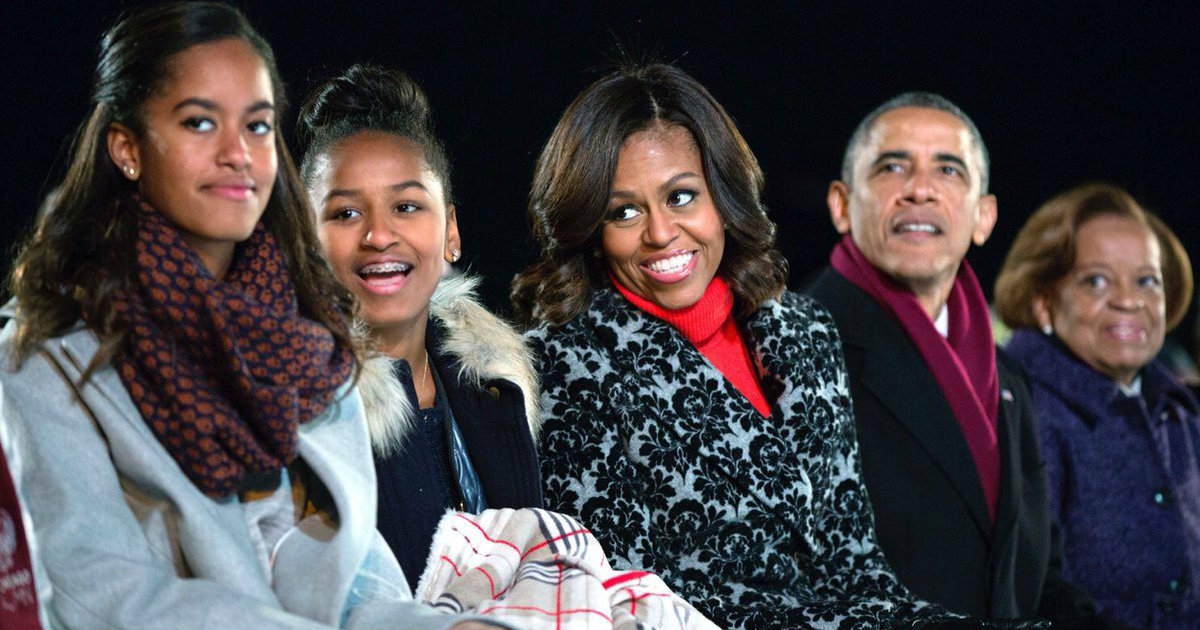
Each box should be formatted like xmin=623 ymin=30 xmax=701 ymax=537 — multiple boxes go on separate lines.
xmin=1006 ymin=328 xmax=1200 ymax=629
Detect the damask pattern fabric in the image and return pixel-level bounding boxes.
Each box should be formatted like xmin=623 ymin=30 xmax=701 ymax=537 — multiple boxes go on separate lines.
xmin=529 ymin=288 xmax=955 ymax=630
xmin=112 ymin=201 xmax=355 ymax=497
xmin=417 ymin=508 xmax=718 ymax=630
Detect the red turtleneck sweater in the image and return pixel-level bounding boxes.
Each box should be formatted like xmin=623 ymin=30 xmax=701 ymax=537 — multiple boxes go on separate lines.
xmin=613 ymin=275 xmax=771 ymax=417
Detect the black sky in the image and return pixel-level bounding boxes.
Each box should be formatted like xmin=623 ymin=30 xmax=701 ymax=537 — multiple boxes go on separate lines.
xmin=3 ymin=1 xmax=1197 ymax=323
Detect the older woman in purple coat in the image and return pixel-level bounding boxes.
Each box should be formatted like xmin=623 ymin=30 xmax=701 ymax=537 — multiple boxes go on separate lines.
xmin=995 ymin=182 xmax=1199 ymax=629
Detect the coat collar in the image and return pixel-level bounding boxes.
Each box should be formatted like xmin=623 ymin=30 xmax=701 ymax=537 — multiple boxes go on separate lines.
xmin=1005 ymin=329 xmax=1122 ymax=423
xmin=584 ymin=286 xmax=799 ymax=417
xmin=809 ymin=268 xmax=995 ymax=535
xmin=1006 ymin=327 xmax=1200 ymax=424
xmin=576 ymin=287 xmax=819 ymax=529
xmin=358 ymin=273 xmax=539 ymax=455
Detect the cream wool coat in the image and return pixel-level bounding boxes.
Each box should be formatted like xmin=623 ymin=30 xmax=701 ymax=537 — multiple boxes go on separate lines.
xmin=0 ymin=302 xmax=498 ymax=630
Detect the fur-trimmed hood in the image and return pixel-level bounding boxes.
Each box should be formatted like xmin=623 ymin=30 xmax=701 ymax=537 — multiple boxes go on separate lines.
xmin=357 ymin=274 xmax=540 ymax=456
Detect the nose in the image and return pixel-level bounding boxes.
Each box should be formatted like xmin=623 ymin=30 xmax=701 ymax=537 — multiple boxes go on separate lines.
xmin=218 ymin=127 xmax=251 ymax=170
xmin=641 ymin=207 xmax=679 ymax=248
xmin=1109 ymin=282 xmax=1146 ymax=311
xmin=902 ymin=167 xmax=937 ymax=203
xmin=360 ymin=212 xmax=397 ymax=250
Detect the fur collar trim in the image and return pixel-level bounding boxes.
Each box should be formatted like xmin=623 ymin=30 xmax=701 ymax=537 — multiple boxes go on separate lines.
xmin=358 ymin=274 xmax=539 ymax=456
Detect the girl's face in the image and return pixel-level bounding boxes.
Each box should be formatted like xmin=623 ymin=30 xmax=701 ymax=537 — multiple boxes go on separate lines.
xmin=309 ymin=131 xmax=459 ymax=348
xmin=108 ymin=37 xmax=277 ymax=277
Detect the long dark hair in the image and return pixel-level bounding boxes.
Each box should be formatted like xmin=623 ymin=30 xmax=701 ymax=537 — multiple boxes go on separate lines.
xmin=8 ymin=1 xmax=356 ymax=371
xmin=510 ymin=63 xmax=787 ymax=326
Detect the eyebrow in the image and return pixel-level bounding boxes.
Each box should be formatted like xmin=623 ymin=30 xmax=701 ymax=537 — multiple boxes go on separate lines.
xmin=172 ymin=97 xmax=275 ymax=115
xmin=323 ymin=180 xmax=428 ymax=203
xmin=934 ymin=152 xmax=969 ymax=171
xmin=870 ymin=150 xmax=970 ymax=172
xmin=610 ymin=171 xmax=701 ymax=200
xmin=870 ymin=150 xmax=911 ymax=168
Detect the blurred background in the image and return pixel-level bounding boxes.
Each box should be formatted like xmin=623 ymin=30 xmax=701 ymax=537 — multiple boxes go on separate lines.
xmin=2 ymin=1 xmax=1197 ymax=345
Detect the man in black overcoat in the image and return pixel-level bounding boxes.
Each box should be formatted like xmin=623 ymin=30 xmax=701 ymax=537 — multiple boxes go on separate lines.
xmin=806 ymin=93 xmax=1116 ymax=628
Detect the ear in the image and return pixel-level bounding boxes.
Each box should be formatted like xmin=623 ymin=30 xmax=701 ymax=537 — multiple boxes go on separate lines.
xmin=107 ymin=121 xmax=141 ymax=181
xmin=443 ymin=203 xmax=462 ymax=262
xmin=827 ymin=180 xmax=852 ymax=234
xmin=972 ymin=193 xmax=998 ymax=246
xmin=1032 ymin=292 xmax=1053 ymax=330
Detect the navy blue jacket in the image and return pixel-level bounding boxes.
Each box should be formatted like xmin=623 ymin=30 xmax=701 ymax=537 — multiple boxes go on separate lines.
xmin=374 ymin=311 xmax=543 ymax=586
xmin=1007 ymin=328 xmax=1200 ymax=629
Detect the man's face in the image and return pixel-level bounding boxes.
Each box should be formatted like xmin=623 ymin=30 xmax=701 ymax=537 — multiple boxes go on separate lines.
xmin=828 ymin=106 xmax=996 ymax=298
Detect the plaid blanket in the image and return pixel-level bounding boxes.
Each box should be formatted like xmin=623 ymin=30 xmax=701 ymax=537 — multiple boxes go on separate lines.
xmin=416 ymin=509 xmax=720 ymax=630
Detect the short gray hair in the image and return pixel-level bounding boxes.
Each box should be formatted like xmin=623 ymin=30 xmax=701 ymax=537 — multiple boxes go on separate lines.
xmin=840 ymin=92 xmax=990 ymax=194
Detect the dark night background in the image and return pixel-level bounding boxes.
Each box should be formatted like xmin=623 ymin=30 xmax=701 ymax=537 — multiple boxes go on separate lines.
xmin=2 ymin=2 xmax=1198 ymax=343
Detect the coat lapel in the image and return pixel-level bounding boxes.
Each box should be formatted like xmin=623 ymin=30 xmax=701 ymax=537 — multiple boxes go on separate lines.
xmin=274 ymin=388 xmax=394 ymax=624
xmin=818 ymin=270 xmax=993 ymax=537
xmin=590 ymin=290 xmax=801 ymax=527
xmin=53 ymin=327 xmax=149 ymax=432
xmin=987 ymin=374 xmax=1023 ymax=612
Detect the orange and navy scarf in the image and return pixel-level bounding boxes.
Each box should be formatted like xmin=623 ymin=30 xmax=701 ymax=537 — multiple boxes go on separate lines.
xmin=112 ymin=201 xmax=354 ymax=497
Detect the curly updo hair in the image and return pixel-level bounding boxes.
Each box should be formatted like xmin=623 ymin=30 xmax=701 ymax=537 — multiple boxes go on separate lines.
xmin=510 ymin=63 xmax=788 ymax=327
xmin=297 ymin=63 xmax=452 ymax=204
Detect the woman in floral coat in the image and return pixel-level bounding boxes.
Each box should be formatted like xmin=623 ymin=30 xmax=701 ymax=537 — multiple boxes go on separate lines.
xmin=511 ymin=63 xmax=962 ymax=630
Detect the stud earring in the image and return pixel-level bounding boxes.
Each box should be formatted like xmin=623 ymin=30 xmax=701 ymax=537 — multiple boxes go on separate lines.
xmin=1041 ymin=323 xmax=1053 ymax=336
xmin=123 ymin=164 xmax=136 ymax=178
xmin=451 ymin=248 xmax=461 ymax=262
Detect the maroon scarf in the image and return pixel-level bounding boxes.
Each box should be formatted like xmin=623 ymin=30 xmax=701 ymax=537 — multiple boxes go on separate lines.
xmin=113 ymin=202 xmax=354 ymax=497
xmin=0 ymin=447 xmax=41 ymax=629
xmin=831 ymin=235 xmax=1000 ymax=521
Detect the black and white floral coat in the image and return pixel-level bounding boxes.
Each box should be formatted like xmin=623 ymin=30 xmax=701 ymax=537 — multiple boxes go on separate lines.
xmin=528 ymin=287 xmax=955 ymax=630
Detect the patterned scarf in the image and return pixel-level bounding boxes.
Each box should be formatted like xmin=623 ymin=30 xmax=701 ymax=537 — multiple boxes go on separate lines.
xmin=112 ymin=202 xmax=354 ymax=497
xmin=831 ymin=234 xmax=1000 ymax=521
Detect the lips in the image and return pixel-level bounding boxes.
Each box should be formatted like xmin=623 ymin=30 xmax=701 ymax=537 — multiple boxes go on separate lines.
xmin=1105 ymin=322 xmax=1147 ymax=342
xmin=354 ymin=260 xmax=413 ymax=294
xmin=640 ymin=250 xmax=697 ymax=283
xmin=203 ymin=178 xmax=256 ymax=201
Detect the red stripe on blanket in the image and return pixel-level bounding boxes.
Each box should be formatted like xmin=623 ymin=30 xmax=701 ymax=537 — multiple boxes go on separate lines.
xmin=622 ymin=587 xmax=677 ymax=615
xmin=439 ymin=555 xmax=464 ymax=576
xmin=519 ymin=527 xmax=592 ymax=560
xmin=477 ymin=604 xmax=614 ymax=623
xmin=440 ymin=547 xmax=512 ymax=599
xmin=475 ymin=565 xmax=499 ymax=599
xmin=455 ymin=513 xmax=522 ymax=554
xmin=602 ymin=570 xmax=651 ymax=589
